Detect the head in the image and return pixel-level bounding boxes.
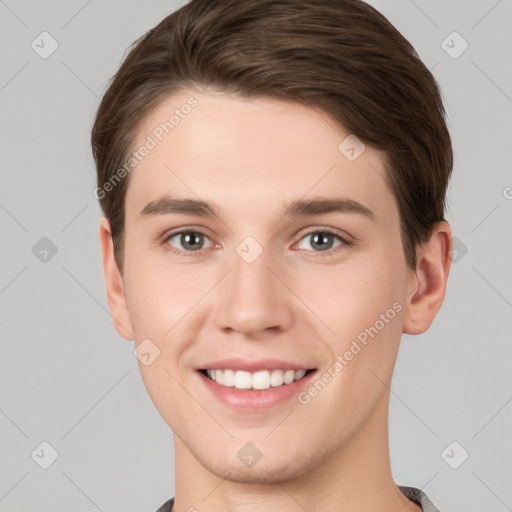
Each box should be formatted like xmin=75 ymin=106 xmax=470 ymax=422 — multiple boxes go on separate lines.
xmin=92 ymin=0 xmax=452 ymax=483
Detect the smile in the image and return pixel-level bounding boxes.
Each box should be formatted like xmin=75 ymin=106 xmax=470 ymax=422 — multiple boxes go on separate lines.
xmin=201 ymin=368 xmax=314 ymax=390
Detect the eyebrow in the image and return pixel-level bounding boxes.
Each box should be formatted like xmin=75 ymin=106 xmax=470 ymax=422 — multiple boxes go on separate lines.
xmin=139 ymin=195 xmax=375 ymax=221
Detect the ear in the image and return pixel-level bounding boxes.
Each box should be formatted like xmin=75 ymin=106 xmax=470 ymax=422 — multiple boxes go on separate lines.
xmin=98 ymin=217 xmax=134 ymax=340
xmin=402 ymin=221 xmax=453 ymax=335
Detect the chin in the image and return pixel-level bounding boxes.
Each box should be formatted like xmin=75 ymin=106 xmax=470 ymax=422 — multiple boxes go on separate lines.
xmin=208 ymin=461 xmax=308 ymax=485
xmin=199 ymin=445 xmax=323 ymax=485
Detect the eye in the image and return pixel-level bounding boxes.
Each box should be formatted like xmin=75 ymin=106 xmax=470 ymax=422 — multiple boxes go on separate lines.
xmin=163 ymin=230 xmax=216 ymax=256
xmin=162 ymin=227 xmax=352 ymax=257
xmin=295 ymin=229 xmax=349 ymax=253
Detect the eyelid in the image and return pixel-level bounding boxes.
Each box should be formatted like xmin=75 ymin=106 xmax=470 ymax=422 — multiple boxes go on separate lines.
xmin=161 ymin=225 xmax=213 ymax=241
xmin=291 ymin=227 xmax=353 ymax=255
xmin=161 ymin=226 xmax=218 ymax=254
xmin=294 ymin=225 xmax=354 ymax=244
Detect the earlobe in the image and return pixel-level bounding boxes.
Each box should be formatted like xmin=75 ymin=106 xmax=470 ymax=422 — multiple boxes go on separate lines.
xmin=98 ymin=217 xmax=134 ymax=340
xmin=402 ymin=221 xmax=453 ymax=335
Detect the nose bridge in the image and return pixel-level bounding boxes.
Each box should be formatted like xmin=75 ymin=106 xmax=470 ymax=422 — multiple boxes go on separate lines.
xmin=232 ymin=241 xmax=273 ymax=295
xmin=213 ymin=238 xmax=293 ymax=335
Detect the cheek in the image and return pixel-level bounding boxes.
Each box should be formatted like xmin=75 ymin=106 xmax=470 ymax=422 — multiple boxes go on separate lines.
xmin=122 ymin=248 xmax=212 ymax=393
xmin=294 ymin=254 xmax=404 ymax=344
xmin=123 ymin=246 xmax=205 ymax=335
xmin=300 ymin=255 xmax=405 ymax=411
xmin=330 ymin=262 xmax=405 ymax=392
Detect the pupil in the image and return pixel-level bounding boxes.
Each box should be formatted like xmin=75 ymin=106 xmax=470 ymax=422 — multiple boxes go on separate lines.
xmin=312 ymin=232 xmax=333 ymax=251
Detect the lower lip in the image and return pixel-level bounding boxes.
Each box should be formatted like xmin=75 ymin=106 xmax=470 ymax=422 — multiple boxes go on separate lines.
xmin=197 ymin=370 xmax=317 ymax=411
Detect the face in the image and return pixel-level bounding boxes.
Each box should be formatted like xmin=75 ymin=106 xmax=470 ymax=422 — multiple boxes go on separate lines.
xmin=106 ymin=88 xmax=420 ymax=482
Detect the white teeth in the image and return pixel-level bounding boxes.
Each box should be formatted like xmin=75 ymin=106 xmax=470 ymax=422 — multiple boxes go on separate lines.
xmin=234 ymin=370 xmax=252 ymax=389
xmin=252 ymin=370 xmax=271 ymax=390
xmin=270 ymin=369 xmax=284 ymax=387
xmin=223 ymin=369 xmax=235 ymax=387
xmin=283 ymin=369 xmax=295 ymax=384
xmin=205 ymin=368 xmax=310 ymax=389
xmin=294 ymin=369 xmax=307 ymax=381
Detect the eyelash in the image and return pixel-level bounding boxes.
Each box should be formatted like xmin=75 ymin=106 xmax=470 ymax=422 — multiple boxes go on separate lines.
xmin=161 ymin=227 xmax=353 ymax=258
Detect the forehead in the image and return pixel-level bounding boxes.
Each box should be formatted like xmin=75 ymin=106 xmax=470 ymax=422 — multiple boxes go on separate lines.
xmin=126 ymin=89 xmax=397 ymax=228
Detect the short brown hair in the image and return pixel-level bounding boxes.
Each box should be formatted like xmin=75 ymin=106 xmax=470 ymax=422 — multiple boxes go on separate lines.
xmin=91 ymin=0 xmax=453 ymax=272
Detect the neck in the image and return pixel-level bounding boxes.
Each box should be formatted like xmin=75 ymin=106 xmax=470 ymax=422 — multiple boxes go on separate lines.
xmin=172 ymin=393 xmax=421 ymax=512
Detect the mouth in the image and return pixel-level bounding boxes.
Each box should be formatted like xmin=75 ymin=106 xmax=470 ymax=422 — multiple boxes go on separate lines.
xmin=195 ymin=357 xmax=319 ymax=410
xmin=199 ymin=368 xmax=316 ymax=390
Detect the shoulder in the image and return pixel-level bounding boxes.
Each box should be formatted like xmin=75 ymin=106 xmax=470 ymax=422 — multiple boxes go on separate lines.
xmin=156 ymin=491 xmax=442 ymax=512
xmin=399 ymin=485 xmax=443 ymax=512
xmin=154 ymin=497 xmax=174 ymax=512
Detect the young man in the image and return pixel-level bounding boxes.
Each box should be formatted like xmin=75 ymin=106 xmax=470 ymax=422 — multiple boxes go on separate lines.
xmin=91 ymin=1 xmax=453 ymax=511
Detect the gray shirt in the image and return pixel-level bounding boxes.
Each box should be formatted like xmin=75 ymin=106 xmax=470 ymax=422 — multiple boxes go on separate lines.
xmin=155 ymin=486 xmax=442 ymax=511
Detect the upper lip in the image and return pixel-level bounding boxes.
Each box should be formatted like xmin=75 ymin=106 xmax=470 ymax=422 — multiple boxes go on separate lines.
xmin=198 ymin=358 xmax=316 ymax=372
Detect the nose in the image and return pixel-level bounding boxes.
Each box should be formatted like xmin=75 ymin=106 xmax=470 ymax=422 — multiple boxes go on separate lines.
xmin=213 ymin=245 xmax=294 ymax=337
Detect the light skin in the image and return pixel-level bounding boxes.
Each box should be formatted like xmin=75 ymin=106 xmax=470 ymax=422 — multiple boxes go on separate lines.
xmin=99 ymin=88 xmax=452 ymax=512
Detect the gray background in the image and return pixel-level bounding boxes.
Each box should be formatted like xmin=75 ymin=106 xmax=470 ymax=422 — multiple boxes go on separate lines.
xmin=1 ymin=1 xmax=511 ymax=511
